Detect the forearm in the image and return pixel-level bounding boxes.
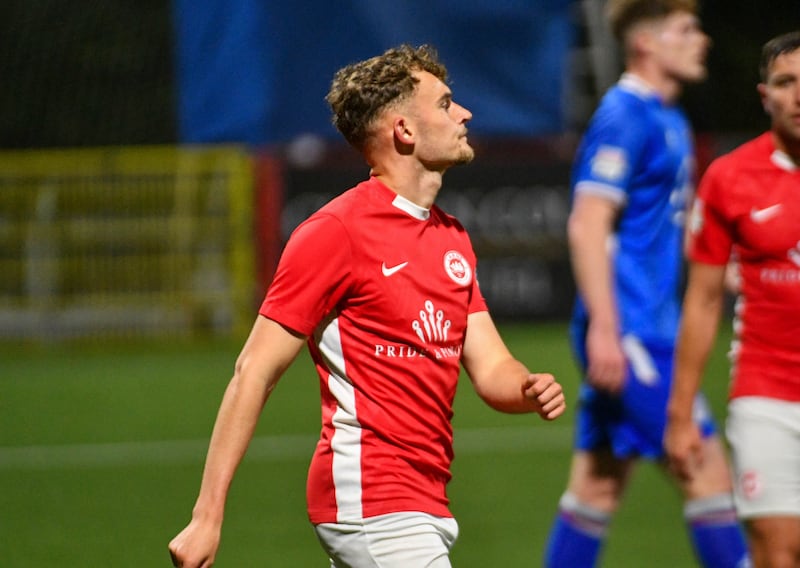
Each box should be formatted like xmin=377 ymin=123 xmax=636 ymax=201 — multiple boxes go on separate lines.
xmin=169 ymin=319 xmax=306 ymax=566
xmin=185 ymin=317 xmax=303 ymax=525
xmin=462 ymin=312 xmax=564 ymax=417
xmin=192 ymin=370 xmax=276 ymax=522
xmin=475 ymin=357 xmax=541 ymax=414
xmin=668 ymin=275 xmax=725 ymax=423
xmin=572 ymin=242 xmax=616 ymax=328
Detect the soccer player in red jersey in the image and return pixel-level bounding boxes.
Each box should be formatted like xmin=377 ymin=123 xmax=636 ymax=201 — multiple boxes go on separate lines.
xmin=168 ymin=44 xmax=566 ymax=568
xmin=665 ymin=31 xmax=800 ymax=568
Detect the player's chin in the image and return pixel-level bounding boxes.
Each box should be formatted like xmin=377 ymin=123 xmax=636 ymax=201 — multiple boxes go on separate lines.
xmin=683 ymin=65 xmax=708 ymax=83
xmin=455 ymin=145 xmax=475 ymax=165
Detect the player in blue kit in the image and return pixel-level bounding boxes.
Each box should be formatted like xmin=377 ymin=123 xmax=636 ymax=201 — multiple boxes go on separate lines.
xmin=543 ymin=1 xmax=750 ymax=566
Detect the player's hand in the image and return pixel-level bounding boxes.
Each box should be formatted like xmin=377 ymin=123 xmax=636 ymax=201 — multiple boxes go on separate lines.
xmin=663 ymin=419 xmax=703 ymax=481
xmin=523 ymin=373 xmax=566 ymax=420
xmin=168 ymin=517 xmax=221 ymax=568
xmin=585 ymin=323 xmax=626 ymax=393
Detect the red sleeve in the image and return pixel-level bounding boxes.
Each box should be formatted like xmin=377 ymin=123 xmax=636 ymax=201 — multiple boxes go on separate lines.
xmin=469 ymin=268 xmax=488 ymax=314
xmin=259 ymin=214 xmax=352 ymax=335
xmin=688 ymin=159 xmax=734 ymax=266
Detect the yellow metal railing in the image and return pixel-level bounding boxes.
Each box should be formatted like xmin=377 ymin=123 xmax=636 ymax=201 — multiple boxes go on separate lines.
xmin=0 ymin=145 xmax=255 ymax=340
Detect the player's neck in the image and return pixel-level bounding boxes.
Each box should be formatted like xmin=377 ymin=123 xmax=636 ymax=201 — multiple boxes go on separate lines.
xmin=626 ymin=65 xmax=682 ymax=104
xmin=772 ymin=131 xmax=800 ymax=167
xmin=371 ymin=167 xmax=442 ymax=210
xmin=366 ymin=142 xmax=446 ymax=209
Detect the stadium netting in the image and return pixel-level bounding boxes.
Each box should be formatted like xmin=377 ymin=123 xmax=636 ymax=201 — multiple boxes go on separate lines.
xmin=0 ymin=0 xmax=175 ymax=150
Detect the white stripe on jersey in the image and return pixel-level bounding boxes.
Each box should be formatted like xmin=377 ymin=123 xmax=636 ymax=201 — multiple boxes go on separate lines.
xmin=318 ymin=315 xmax=364 ymax=521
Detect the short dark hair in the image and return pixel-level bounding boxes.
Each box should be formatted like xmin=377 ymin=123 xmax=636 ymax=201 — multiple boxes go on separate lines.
xmin=760 ymin=31 xmax=800 ymax=82
xmin=326 ymin=45 xmax=448 ymax=151
xmin=606 ymin=0 xmax=698 ymax=42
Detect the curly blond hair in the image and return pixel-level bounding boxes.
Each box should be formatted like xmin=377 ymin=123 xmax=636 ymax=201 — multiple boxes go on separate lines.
xmin=325 ymin=45 xmax=447 ymax=151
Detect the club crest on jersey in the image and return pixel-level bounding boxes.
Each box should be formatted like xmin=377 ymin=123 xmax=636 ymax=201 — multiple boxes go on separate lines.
xmin=443 ymin=250 xmax=471 ymax=286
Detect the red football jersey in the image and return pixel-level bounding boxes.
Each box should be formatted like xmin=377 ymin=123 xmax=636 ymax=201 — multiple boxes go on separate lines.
xmin=688 ymin=133 xmax=800 ymax=401
xmin=260 ymin=177 xmax=487 ymax=524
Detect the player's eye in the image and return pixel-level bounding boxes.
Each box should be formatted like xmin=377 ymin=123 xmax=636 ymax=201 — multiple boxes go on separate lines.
xmin=772 ymin=76 xmax=795 ymax=88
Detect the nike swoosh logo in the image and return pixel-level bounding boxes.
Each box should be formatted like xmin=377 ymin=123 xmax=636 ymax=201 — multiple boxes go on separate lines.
xmin=750 ymin=204 xmax=783 ymax=223
xmin=381 ymin=261 xmax=408 ymax=277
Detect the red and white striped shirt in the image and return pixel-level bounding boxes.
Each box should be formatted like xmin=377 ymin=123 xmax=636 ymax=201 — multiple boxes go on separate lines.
xmin=260 ymin=177 xmax=487 ymax=524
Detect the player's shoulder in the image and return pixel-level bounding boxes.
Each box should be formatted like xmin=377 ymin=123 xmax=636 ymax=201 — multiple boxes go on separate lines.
xmin=593 ymin=86 xmax=647 ymax=123
xmin=317 ymin=179 xmax=372 ymax=212
xmin=430 ymin=205 xmax=472 ymax=245
xmin=431 ymin=203 xmax=461 ymax=225
xmin=308 ymin=178 xmax=381 ymax=228
xmin=699 ymin=134 xmax=778 ymax=209
xmin=294 ymin=181 xmax=371 ymax=241
xmin=705 ymin=133 xmax=773 ymax=179
xmin=586 ymin=82 xmax=658 ymax=146
xmin=599 ymin=77 xmax=660 ymax=116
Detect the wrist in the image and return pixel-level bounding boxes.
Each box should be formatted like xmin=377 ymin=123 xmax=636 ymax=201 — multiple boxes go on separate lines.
xmin=588 ymin=317 xmax=618 ymax=333
xmin=192 ymin=501 xmax=224 ymax=525
xmin=666 ymin=403 xmax=693 ymax=424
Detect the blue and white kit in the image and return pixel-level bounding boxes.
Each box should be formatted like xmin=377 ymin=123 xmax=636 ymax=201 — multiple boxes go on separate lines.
xmin=569 ymin=73 xmax=715 ymax=458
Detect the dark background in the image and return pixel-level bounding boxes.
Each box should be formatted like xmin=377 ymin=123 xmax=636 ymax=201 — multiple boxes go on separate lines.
xmin=0 ymin=0 xmax=797 ymax=150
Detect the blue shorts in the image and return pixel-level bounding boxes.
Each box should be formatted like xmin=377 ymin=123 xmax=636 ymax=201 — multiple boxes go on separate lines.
xmin=570 ymin=324 xmax=717 ymax=460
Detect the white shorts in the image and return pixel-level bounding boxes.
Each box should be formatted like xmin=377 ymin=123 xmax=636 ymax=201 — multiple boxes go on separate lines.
xmin=726 ymin=397 xmax=800 ymax=518
xmin=314 ymin=512 xmax=459 ymax=568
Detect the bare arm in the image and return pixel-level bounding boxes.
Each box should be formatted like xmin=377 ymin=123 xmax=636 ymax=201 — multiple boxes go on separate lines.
xmin=567 ymin=193 xmax=626 ymax=392
xmin=461 ymin=311 xmax=565 ymax=419
xmin=664 ymin=262 xmax=726 ymax=479
xmin=169 ymin=316 xmax=306 ymax=568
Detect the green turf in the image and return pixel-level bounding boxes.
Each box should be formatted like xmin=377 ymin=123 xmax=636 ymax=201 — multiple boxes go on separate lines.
xmin=0 ymin=321 xmax=736 ymax=566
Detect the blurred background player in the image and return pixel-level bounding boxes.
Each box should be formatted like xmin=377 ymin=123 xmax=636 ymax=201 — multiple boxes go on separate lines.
xmin=543 ymin=1 xmax=750 ymax=566
xmin=168 ymin=44 xmax=566 ymax=568
xmin=665 ymin=30 xmax=800 ymax=568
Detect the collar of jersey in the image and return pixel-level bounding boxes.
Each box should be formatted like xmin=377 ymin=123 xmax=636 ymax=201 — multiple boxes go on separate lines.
xmin=771 ymin=149 xmax=799 ymax=172
xmin=618 ymin=72 xmax=660 ymax=102
xmin=369 ymin=175 xmax=431 ymax=220
xmin=392 ymin=194 xmax=430 ymax=220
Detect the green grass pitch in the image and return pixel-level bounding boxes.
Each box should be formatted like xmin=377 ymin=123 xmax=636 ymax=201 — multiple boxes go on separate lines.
xmin=0 ymin=320 xmax=735 ymax=566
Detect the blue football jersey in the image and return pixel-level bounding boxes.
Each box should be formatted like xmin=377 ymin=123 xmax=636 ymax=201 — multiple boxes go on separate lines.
xmin=570 ymin=74 xmax=694 ymax=344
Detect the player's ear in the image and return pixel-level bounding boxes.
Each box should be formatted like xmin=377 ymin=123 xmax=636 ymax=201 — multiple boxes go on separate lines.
xmin=393 ymin=118 xmax=413 ymax=145
xmin=628 ymin=25 xmax=655 ymax=58
xmin=757 ymin=83 xmax=771 ymax=114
